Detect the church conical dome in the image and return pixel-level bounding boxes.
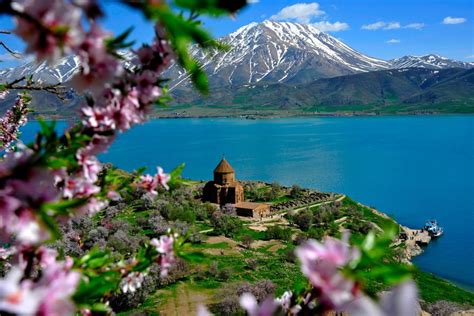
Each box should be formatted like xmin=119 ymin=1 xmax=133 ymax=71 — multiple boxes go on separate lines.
xmin=214 ymin=158 xmax=235 ymax=174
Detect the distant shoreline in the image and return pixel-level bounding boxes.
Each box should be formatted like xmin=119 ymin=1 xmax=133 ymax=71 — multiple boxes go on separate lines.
xmin=32 ymin=111 xmax=474 ymax=122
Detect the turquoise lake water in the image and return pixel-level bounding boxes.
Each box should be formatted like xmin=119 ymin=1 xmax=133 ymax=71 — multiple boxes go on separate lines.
xmin=21 ymin=116 xmax=474 ymax=288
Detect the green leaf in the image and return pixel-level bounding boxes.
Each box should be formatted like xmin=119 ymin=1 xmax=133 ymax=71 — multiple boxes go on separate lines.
xmin=173 ymin=0 xmax=247 ymax=15
xmin=105 ymin=27 xmax=135 ymax=51
xmin=73 ymin=271 xmax=121 ymax=303
xmin=179 ymin=251 xmax=205 ymax=263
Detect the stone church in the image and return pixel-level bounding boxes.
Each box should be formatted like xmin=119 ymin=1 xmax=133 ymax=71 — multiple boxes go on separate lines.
xmin=202 ymin=158 xmax=244 ymax=205
xmin=203 ymin=158 xmax=271 ymax=218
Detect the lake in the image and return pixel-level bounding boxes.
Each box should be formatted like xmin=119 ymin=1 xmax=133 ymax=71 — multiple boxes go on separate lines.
xmin=21 ymin=116 xmax=474 ymax=288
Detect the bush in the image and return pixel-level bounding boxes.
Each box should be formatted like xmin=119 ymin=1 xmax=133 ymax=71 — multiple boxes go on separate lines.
xmin=307 ymin=227 xmax=325 ymax=240
xmin=209 ymin=297 xmax=241 ymax=316
xmin=294 ymin=210 xmax=313 ymax=231
xmin=290 ymin=184 xmax=304 ymax=199
xmin=210 ymin=212 xmax=243 ymax=237
xmin=236 ymin=280 xmax=276 ymax=302
xmin=167 ymin=205 xmax=196 ymax=223
xmin=265 ymin=226 xmax=292 ymax=241
xmin=217 ymin=267 xmax=232 ymax=281
xmin=245 ymin=258 xmax=258 ymax=270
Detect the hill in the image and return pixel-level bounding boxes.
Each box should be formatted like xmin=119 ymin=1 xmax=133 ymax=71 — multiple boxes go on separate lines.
xmin=166 ymin=68 xmax=474 ymax=115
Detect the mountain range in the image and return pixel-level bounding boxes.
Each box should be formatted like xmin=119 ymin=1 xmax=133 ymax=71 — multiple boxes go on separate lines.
xmin=1 ymin=21 xmax=473 ymax=116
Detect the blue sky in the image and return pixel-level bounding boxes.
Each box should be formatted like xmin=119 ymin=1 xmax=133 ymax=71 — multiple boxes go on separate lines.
xmin=0 ymin=0 xmax=472 ymax=69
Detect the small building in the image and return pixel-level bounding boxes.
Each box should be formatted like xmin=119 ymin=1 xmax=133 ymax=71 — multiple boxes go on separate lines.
xmin=235 ymin=202 xmax=271 ymax=218
xmin=202 ymin=158 xmax=245 ymax=205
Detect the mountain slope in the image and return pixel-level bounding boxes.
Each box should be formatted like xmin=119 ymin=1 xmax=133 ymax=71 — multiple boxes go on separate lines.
xmin=169 ymin=68 xmax=474 ymax=113
xmin=166 ymin=20 xmax=391 ymax=89
xmin=391 ymin=55 xmax=474 ymax=70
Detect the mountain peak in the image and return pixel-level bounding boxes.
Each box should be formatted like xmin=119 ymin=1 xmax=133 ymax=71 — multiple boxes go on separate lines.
xmin=391 ymin=54 xmax=473 ymax=69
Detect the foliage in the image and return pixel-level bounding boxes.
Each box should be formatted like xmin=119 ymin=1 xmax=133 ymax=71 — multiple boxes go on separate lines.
xmin=210 ymin=212 xmax=243 ymax=237
xmin=265 ymin=226 xmax=292 ymax=241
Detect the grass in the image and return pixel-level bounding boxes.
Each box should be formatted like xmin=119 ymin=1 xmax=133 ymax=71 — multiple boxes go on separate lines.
xmin=342 ymin=197 xmax=395 ymax=229
xmin=414 ymin=270 xmax=474 ymax=305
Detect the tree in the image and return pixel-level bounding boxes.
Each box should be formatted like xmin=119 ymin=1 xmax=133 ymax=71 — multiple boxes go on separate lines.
xmin=290 ymin=184 xmax=304 ymax=199
xmin=0 ymin=1 xmax=247 ymax=314
xmin=295 ymin=210 xmax=313 ymax=231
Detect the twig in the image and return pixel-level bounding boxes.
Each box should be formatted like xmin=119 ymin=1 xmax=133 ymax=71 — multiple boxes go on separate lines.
xmin=0 ymin=29 xmax=22 ymax=58
xmin=3 ymin=77 xmax=69 ymax=100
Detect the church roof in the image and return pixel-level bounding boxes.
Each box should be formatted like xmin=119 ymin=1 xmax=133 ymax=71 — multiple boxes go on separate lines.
xmin=214 ymin=158 xmax=235 ymax=173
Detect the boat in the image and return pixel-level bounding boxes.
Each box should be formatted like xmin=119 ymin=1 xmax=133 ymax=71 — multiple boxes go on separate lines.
xmin=424 ymin=220 xmax=444 ymax=237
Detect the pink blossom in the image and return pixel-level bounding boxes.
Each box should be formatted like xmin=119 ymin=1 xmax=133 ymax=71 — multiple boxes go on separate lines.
xmin=13 ymin=0 xmax=83 ymax=62
xmin=156 ymin=167 xmax=171 ymax=190
xmin=135 ymin=38 xmax=174 ymax=73
xmin=120 ymin=272 xmax=145 ymax=293
xmin=138 ymin=174 xmax=158 ymax=196
xmin=107 ymin=190 xmax=121 ymax=201
xmin=62 ymin=175 xmax=100 ymax=199
xmin=81 ymin=134 xmax=115 ymax=156
xmin=0 ymin=94 xmax=30 ymax=151
xmin=77 ymin=197 xmax=108 ymax=216
xmin=295 ymin=234 xmax=360 ymax=309
xmin=76 ymin=151 xmax=101 ymax=183
xmin=239 ymin=293 xmax=279 ymax=316
xmin=0 ymin=268 xmax=43 ymax=314
xmin=81 ymin=105 xmax=116 ymax=131
xmin=71 ymin=23 xmax=122 ymax=95
xmin=150 ymin=235 xmax=175 ymax=277
xmin=135 ymin=70 xmax=162 ymax=104
xmin=275 ymin=291 xmax=301 ymax=315
xmin=347 ymin=281 xmax=419 ymax=316
xmin=36 ymin=255 xmax=80 ymax=316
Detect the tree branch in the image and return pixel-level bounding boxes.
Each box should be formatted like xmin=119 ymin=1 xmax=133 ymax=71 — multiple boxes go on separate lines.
xmin=2 ymin=77 xmax=70 ymax=100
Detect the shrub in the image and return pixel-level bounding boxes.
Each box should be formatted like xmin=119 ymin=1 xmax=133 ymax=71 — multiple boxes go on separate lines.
xmin=217 ymin=267 xmax=232 ymax=281
xmin=307 ymin=227 xmax=325 ymax=240
xmin=209 ymin=297 xmax=241 ymax=316
xmin=294 ymin=210 xmax=313 ymax=231
xmin=290 ymin=184 xmax=304 ymax=199
xmin=265 ymin=226 xmax=292 ymax=241
xmin=210 ymin=212 xmax=243 ymax=237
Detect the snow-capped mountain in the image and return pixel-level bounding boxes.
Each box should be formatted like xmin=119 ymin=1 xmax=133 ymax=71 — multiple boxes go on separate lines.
xmin=1 ymin=21 xmax=472 ymax=88
xmin=0 ymin=55 xmax=81 ymax=85
xmin=0 ymin=51 xmax=136 ymax=85
xmin=391 ymin=54 xmax=474 ymax=70
xmin=166 ymin=20 xmax=392 ymax=89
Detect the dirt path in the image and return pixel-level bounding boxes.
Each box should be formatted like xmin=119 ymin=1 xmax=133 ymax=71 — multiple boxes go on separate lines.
xmin=157 ymin=282 xmax=214 ymax=316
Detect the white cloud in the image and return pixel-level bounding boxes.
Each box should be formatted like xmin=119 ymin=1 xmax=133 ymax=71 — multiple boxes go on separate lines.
xmin=386 ymin=39 xmax=401 ymax=44
xmin=313 ymin=21 xmax=349 ymax=32
xmin=442 ymin=16 xmax=466 ymax=24
xmin=466 ymin=55 xmax=474 ymax=59
xmin=385 ymin=22 xmax=401 ymax=30
xmin=270 ymin=3 xmax=325 ymax=23
xmin=247 ymin=0 xmax=259 ymax=3
xmin=404 ymin=23 xmax=425 ymax=30
xmin=363 ymin=21 xmax=426 ymax=31
xmin=361 ymin=21 xmax=385 ymax=30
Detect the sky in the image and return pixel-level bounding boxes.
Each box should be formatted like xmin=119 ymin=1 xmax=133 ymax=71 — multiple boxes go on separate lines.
xmin=0 ymin=0 xmax=473 ymax=69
